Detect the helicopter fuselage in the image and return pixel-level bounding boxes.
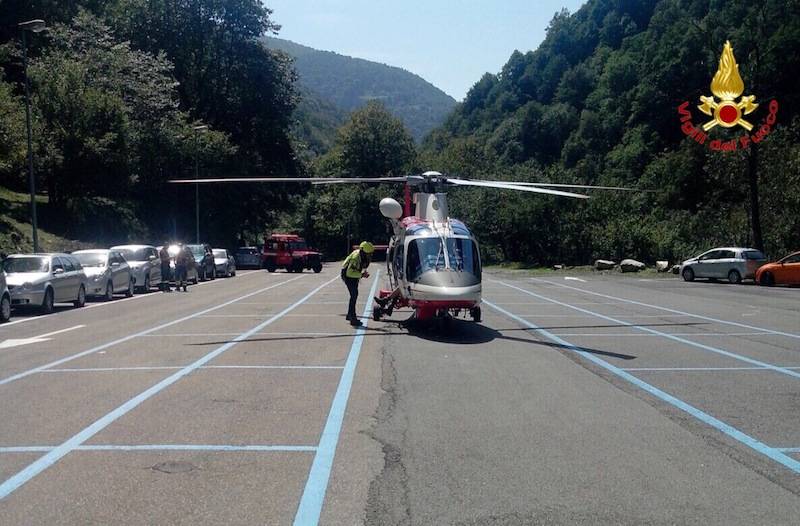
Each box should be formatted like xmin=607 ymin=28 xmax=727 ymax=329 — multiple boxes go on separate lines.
xmin=377 ymin=196 xmax=483 ymax=321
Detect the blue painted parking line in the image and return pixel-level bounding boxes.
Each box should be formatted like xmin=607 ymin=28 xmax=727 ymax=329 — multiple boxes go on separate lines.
xmin=484 ymin=299 xmax=800 ymax=475
xmin=0 ymin=275 xmax=307 ymax=387
xmin=776 ymin=448 xmax=800 ymax=453
xmin=529 ymin=278 xmax=800 ymax=340
xmin=493 ymin=280 xmax=800 ymax=380
xmin=0 ymin=276 xmax=337 ymax=501
xmin=0 ymin=445 xmax=317 ymax=453
xmin=293 ymin=271 xmax=381 ymax=526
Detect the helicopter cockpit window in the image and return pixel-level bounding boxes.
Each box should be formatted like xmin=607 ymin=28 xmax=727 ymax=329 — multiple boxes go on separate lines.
xmin=393 ymin=243 xmax=404 ymax=281
xmin=445 ymin=238 xmax=480 ymax=276
xmin=406 ymin=238 xmax=454 ymax=280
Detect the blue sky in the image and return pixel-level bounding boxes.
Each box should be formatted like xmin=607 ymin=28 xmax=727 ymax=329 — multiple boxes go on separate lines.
xmin=264 ymin=0 xmax=586 ymax=101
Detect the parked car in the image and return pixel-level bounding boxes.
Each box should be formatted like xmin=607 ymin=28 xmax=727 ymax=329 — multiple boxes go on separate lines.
xmin=161 ymin=244 xmax=199 ymax=285
xmin=0 ymin=270 xmax=10 ymax=322
xmin=756 ymin=251 xmax=800 ymax=286
xmin=234 ymin=246 xmax=261 ymax=269
xmin=212 ymin=249 xmax=236 ymax=277
xmin=111 ymin=244 xmax=162 ymax=292
xmin=3 ymin=253 xmax=88 ymax=313
xmin=73 ymin=249 xmax=134 ymax=300
xmin=186 ymin=243 xmax=215 ymax=280
xmin=680 ymin=247 xmax=766 ymax=284
xmin=262 ymin=233 xmax=323 ymax=273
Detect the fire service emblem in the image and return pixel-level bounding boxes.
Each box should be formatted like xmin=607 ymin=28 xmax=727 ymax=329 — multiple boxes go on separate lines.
xmin=677 ymin=40 xmax=778 ymax=152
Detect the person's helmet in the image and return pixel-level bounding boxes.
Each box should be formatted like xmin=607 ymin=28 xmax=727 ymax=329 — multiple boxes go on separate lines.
xmin=359 ymin=241 xmax=375 ymax=254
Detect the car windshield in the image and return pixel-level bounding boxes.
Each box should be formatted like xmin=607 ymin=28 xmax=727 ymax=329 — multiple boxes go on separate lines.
xmin=188 ymin=246 xmax=205 ymax=258
xmin=781 ymin=252 xmax=800 ymax=264
xmin=237 ymin=248 xmax=257 ymax=255
xmin=289 ymin=241 xmax=307 ymax=250
xmin=3 ymin=256 xmax=50 ymax=273
xmin=743 ymin=250 xmax=766 ymax=260
xmin=117 ymin=248 xmax=148 ymax=262
xmin=213 ymin=249 xmax=227 ymax=258
xmin=74 ymin=253 xmax=107 ymax=267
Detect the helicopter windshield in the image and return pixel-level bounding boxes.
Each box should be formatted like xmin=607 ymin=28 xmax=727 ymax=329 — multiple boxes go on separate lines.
xmin=446 ymin=237 xmax=481 ymax=277
xmin=406 ymin=237 xmax=480 ymax=281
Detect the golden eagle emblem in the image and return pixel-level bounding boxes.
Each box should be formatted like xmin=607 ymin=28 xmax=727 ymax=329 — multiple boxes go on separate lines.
xmin=698 ymin=41 xmax=758 ymax=131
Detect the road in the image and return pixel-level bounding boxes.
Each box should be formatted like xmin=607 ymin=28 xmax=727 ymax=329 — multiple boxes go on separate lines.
xmin=0 ymin=266 xmax=798 ymax=525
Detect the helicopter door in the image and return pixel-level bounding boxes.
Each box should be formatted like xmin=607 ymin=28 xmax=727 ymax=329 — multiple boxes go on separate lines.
xmin=392 ymin=242 xmax=404 ymax=285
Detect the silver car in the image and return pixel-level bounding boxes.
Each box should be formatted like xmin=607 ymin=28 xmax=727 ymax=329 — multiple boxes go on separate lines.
xmin=234 ymin=247 xmax=261 ymax=269
xmin=3 ymin=253 xmax=88 ymax=313
xmin=110 ymin=245 xmax=162 ymax=292
xmin=73 ymin=249 xmax=134 ymax=300
xmin=212 ymin=249 xmax=236 ymax=277
xmin=0 ymin=270 xmax=10 ymax=322
xmin=680 ymin=247 xmax=767 ymax=284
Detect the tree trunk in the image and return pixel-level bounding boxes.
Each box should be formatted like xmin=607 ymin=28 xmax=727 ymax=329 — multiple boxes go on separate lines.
xmin=747 ymin=143 xmax=763 ymax=251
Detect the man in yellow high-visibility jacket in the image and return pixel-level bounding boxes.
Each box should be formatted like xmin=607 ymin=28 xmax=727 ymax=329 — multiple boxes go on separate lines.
xmin=341 ymin=241 xmax=374 ymax=327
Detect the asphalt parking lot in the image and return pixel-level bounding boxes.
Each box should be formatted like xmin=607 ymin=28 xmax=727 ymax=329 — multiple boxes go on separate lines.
xmin=0 ymin=267 xmax=798 ymax=525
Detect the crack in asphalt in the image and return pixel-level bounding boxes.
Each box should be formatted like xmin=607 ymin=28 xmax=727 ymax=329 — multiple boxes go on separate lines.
xmin=364 ymin=349 xmax=412 ymax=526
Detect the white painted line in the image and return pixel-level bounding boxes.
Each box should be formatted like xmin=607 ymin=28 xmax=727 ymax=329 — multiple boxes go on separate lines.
xmin=549 ymin=332 xmax=773 ymax=337
xmin=0 ymin=276 xmax=337 ymax=499
xmin=140 ymin=331 xmax=350 ymax=338
xmin=41 ymin=365 xmax=344 ymax=373
xmin=494 ymin=280 xmax=800 ymax=380
xmin=0 ymin=324 xmax=85 ymax=350
xmin=0 ymin=444 xmax=317 ymax=453
xmin=564 ymin=277 xmax=587 ymax=282
xmin=198 ymin=314 xmax=342 ymax=318
xmin=0 ymin=275 xmax=305 ymax=386
xmin=529 ymin=277 xmax=800 ymax=340
xmin=622 ymin=366 xmax=800 ymax=371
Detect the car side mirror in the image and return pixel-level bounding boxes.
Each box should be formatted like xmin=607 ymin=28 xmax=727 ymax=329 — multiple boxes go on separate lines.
xmin=53 ymin=268 xmax=64 ymax=275
xmin=149 ymin=255 xmax=157 ymax=261
xmin=111 ymin=261 xmax=120 ymax=267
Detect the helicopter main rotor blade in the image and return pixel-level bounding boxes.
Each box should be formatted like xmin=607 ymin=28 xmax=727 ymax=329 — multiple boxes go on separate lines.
xmin=169 ymin=176 xmax=409 ymax=184
xmin=484 ymin=181 xmax=651 ymax=192
xmin=310 ymin=176 xmax=410 ymax=185
xmin=445 ymin=178 xmax=589 ymax=199
xmin=170 ymin=177 xmax=336 ymax=184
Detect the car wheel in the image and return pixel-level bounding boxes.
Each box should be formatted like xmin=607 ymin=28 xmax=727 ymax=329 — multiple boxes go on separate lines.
xmin=265 ymin=261 xmax=276 ymax=272
xmin=74 ymin=285 xmax=86 ymax=308
xmin=313 ymin=263 xmax=322 ymax=273
xmin=125 ymin=279 xmax=134 ymax=297
xmin=0 ymin=294 xmax=10 ymax=322
xmin=728 ymin=269 xmax=742 ymax=284
xmin=192 ymin=273 xmax=199 ymax=285
xmin=41 ymin=288 xmax=54 ymax=314
xmin=143 ymin=274 xmax=151 ymax=293
xmin=682 ymin=267 xmax=695 ymax=282
xmin=104 ymin=281 xmax=114 ymax=301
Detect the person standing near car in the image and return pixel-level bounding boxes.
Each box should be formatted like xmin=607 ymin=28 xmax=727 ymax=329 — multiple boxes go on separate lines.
xmin=341 ymin=241 xmax=374 ymax=327
xmin=159 ymin=243 xmax=172 ymax=292
xmin=175 ymin=244 xmax=189 ymax=292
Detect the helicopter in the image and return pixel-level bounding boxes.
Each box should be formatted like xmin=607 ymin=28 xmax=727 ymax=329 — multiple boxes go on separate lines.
xmin=170 ymin=171 xmax=636 ymax=324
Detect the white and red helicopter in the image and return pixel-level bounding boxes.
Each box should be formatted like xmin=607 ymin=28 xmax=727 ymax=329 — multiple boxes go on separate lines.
xmin=171 ymin=171 xmax=635 ymax=323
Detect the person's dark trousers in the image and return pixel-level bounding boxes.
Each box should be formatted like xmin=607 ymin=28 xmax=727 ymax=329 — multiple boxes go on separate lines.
xmin=341 ymin=268 xmax=359 ymax=321
xmin=160 ymin=262 xmax=171 ymax=291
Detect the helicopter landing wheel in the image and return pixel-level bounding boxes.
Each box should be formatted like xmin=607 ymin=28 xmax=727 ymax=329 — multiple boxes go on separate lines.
xmin=470 ymin=306 xmax=481 ymax=322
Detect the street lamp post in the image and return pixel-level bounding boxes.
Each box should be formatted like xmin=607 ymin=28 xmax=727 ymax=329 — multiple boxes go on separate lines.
xmin=192 ymin=125 xmax=208 ymax=244
xmin=18 ymin=19 xmax=46 ymax=253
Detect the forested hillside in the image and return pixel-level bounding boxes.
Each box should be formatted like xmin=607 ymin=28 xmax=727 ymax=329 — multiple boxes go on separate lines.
xmin=0 ymin=1 xmax=304 ymax=250
xmin=419 ymin=0 xmax=800 ymax=264
xmin=265 ymin=37 xmax=457 ymax=142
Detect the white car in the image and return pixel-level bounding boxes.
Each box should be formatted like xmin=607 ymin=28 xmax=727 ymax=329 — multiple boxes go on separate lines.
xmin=212 ymin=249 xmax=236 ymax=277
xmin=3 ymin=253 xmax=88 ymax=313
xmin=0 ymin=270 xmax=10 ymax=322
xmin=680 ymin=247 xmax=767 ymax=284
xmin=110 ymin=245 xmax=163 ymax=292
xmin=73 ymin=249 xmax=134 ymax=300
